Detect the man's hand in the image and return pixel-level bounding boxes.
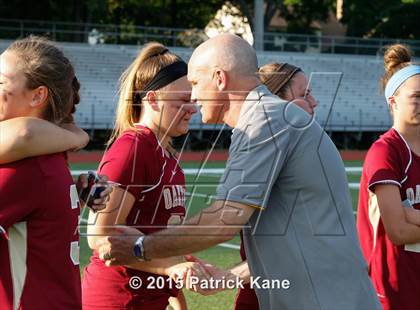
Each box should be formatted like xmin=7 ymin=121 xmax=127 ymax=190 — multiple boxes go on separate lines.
xmin=181 ymin=255 xmax=234 ymax=296
xmin=76 ymin=173 xmax=113 ymax=212
xmin=97 ymin=226 xmax=144 ymax=266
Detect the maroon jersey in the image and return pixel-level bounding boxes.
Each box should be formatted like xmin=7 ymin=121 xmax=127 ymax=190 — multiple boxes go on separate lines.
xmin=0 ymin=154 xmax=81 ymax=310
xmin=357 ymin=128 xmax=420 ymax=310
xmin=82 ymin=125 xmax=186 ymax=309
xmin=234 ymin=233 xmax=259 ymax=310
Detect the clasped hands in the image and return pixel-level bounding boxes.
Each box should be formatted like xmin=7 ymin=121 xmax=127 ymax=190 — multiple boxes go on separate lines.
xmin=168 ymin=255 xmax=236 ymax=296
xmin=96 ymin=226 xmax=237 ymax=296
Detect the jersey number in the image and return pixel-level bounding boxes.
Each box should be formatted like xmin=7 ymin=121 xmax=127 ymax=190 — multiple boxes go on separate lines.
xmin=70 ymin=185 xmax=80 ymax=265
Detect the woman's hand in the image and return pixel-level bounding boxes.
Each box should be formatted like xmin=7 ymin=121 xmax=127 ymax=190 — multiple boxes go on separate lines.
xmin=168 ymin=260 xmax=211 ymax=282
xmin=170 ymin=255 xmax=234 ymax=295
xmin=76 ymin=173 xmax=113 ymax=212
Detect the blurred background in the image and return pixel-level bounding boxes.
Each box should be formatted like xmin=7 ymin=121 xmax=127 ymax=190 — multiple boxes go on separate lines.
xmin=2 ymin=2 xmax=418 ymax=308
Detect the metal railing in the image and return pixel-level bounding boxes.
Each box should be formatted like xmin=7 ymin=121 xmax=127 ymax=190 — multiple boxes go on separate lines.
xmin=1 ymin=18 xmax=420 ymax=55
xmin=263 ymin=32 xmax=420 ymax=55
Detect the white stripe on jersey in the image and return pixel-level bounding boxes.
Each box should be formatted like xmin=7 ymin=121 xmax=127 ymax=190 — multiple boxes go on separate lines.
xmin=393 ymin=128 xmax=412 ymax=184
xmin=368 ymin=179 xmax=402 ymax=190
xmin=141 ymin=156 xmax=167 ymax=194
xmin=70 ymin=184 xmax=79 ymax=210
xmin=0 ymin=225 xmax=6 ymax=236
xmin=8 ymin=222 xmax=28 ymax=310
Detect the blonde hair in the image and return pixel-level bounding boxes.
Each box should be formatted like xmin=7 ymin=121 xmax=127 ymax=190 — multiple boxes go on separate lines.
xmin=108 ymin=42 xmax=183 ymax=145
xmin=6 ymin=36 xmax=80 ymax=124
xmin=381 ymin=44 xmax=413 ymax=93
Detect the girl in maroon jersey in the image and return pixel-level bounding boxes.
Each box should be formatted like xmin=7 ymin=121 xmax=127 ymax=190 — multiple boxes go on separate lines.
xmin=357 ymin=44 xmax=420 ymax=310
xmin=0 ymin=37 xmax=89 ymax=163
xmin=0 ymin=36 xmax=87 ymax=310
xmin=82 ymin=42 xmax=208 ymax=310
xmin=0 ymin=47 xmax=110 ymax=210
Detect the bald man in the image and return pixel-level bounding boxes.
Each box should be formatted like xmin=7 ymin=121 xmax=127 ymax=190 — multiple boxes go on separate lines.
xmin=97 ymin=34 xmax=380 ymax=310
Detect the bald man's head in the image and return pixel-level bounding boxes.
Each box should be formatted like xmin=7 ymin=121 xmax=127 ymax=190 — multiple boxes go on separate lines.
xmin=190 ymin=33 xmax=258 ymax=76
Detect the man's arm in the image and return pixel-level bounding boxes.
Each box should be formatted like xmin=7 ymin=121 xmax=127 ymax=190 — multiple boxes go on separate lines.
xmin=144 ymin=200 xmax=256 ymax=258
xmin=90 ymin=187 xmax=205 ymax=275
xmin=0 ymin=117 xmax=89 ymax=164
xmin=98 ymin=200 xmax=257 ymax=265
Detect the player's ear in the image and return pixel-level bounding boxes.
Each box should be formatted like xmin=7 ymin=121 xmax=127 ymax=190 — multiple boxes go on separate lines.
xmin=388 ymin=95 xmax=397 ymax=111
xmin=145 ymin=90 xmax=160 ymax=112
xmin=29 ymin=86 xmax=48 ymax=108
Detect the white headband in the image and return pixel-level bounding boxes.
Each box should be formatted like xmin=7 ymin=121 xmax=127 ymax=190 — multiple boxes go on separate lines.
xmin=385 ymin=65 xmax=420 ymax=102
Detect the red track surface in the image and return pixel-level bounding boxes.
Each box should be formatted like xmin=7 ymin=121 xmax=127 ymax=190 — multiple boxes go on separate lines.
xmin=68 ymin=150 xmax=366 ymax=163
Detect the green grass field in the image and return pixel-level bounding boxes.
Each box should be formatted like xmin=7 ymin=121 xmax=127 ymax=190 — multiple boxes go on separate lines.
xmin=72 ymin=160 xmax=362 ymax=310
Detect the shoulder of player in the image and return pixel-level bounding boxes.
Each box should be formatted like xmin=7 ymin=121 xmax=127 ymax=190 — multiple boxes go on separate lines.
xmin=366 ymin=131 xmax=409 ymax=168
xmin=367 ymin=138 xmax=397 ymax=159
xmin=99 ymin=129 xmax=158 ymax=172
xmin=370 ymin=130 xmax=407 ymax=155
xmin=108 ymin=129 xmax=156 ymax=153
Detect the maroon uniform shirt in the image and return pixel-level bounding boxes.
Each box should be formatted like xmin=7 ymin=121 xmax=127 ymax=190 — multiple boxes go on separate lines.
xmin=82 ymin=125 xmax=186 ymax=309
xmin=357 ymin=128 xmax=420 ymax=310
xmin=234 ymin=233 xmax=259 ymax=310
xmin=0 ymin=154 xmax=81 ymax=310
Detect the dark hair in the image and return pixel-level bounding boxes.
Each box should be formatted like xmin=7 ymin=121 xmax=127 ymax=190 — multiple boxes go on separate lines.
xmin=259 ymin=63 xmax=302 ymax=98
xmin=6 ymin=35 xmax=80 ymax=124
xmin=381 ymin=44 xmax=412 ymax=93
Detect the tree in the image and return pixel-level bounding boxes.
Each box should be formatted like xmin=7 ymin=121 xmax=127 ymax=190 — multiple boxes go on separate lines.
xmin=367 ymin=1 xmax=420 ymax=40
xmin=280 ymin=0 xmax=334 ymax=34
xmin=101 ymin=0 xmax=224 ymax=29
xmin=231 ymin=0 xmax=334 ymax=34
xmin=341 ymin=0 xmax=420 ymax=40
xmin=341 ymin=0 xmax=399 ymax=37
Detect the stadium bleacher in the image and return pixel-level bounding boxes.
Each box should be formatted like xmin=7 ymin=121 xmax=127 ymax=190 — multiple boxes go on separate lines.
xmin=0 ymin=40 xmax=392 ymax=131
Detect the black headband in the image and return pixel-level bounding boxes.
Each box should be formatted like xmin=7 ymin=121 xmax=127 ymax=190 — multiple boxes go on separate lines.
xmin=136 ymin=61 xmax=188 ymax=101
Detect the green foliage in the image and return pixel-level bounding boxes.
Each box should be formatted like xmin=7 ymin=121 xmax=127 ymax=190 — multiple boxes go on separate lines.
xmin=229 ymin=0 xmax=334 ymax=34
xmin=2 ymin=0 xmax=223 ymax=29
xmin=4 ymin=0 xmax=418 ymax=40
xmin=279 ymin=0 xmax=334 ymax=34
xmin=342 ymin=0 xmax=420 ymax=40
xmin=371 ymin=2 xmax=420 ymax=39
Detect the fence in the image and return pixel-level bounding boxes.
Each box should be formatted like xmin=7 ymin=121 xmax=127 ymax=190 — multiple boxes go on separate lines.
xmin=1 ymin=18 xmax=420 ymax=55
